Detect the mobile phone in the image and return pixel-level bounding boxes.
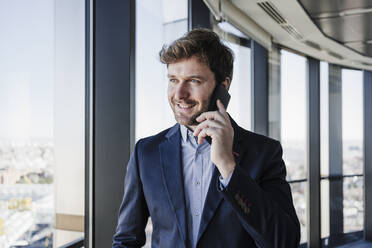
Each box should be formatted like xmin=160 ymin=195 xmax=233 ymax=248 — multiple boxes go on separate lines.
xmin=204 ymin=84 xmax=231 ymax=144
xmin=208 ymin=83 xmax=231 ymax=111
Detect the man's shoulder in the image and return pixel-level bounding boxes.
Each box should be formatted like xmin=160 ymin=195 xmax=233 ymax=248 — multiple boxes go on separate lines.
xmin=236 ymin=125 xmax=281 ymax=150
xmin=230 ymin=116 xmax=279 ymax=148
xmin=235 ymin=126 xmax=284 ymax=167
xmin=135 ymin=124 xmax=179 ymax=151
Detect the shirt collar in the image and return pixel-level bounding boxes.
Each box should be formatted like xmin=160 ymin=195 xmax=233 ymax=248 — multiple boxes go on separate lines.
xmin=180 ymin=125 xmax=206 ymax=147
xmin=180 ymin=125 xmax=189 ymax=142
xmin=180 ymin=125 xmax=198 ymax=144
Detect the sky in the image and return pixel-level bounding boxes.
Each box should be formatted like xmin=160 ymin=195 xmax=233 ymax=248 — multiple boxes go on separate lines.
xmin=0 ymin=0 xmax=54 ymax=140
xmin=281 ymin=50 xmax=307 ymax=142
xmin=280 ymin=50 xmax=363 ymax=142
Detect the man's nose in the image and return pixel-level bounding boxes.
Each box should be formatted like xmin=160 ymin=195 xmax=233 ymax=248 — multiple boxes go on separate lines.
xmin=174 ymin=82 xmax=190 ymax=100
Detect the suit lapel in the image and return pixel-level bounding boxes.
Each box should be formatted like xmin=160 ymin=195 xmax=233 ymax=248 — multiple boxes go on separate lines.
xmin=159 ymin=124 xmax=187 ymax=246
xmin=196 ymin=165 xmax=223 ymax=242
xmin=196 ymin=116 xmax=245 ymax=243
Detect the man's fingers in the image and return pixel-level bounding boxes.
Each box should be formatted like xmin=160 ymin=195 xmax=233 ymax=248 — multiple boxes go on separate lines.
xmin=196 ymin=100 xmax=230 ymax=123
xmin=216 ymin=99 xmax=226 ymax=113
xmin=216 ymin=99 xmax=230 ymax=122
xmin=196 ymin=109 xmax=224 ymax=123
xmin=193 ymin=119 xmax=224 ymax=138
xmin=197 ymin=127 xmax=214 ymax=144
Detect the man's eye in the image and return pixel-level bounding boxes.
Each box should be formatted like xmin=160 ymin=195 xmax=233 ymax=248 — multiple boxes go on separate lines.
xmin=191 ymin=79 xmax=200 ymax=84
xmin=169 ymin=78 xmax=177 ymax=83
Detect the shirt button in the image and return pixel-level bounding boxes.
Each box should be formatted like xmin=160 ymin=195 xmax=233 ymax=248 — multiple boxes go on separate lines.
xmin=195 ymin=213 xmax=200 ymax=217
xmin=195 ymin=181 xmax=200 ymax=186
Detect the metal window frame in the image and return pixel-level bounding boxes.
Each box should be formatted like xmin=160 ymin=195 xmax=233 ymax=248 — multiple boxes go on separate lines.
xmin=84 ymin=0 xmax=92 ymax=247
xmin=364 ymin=70 xmax=372 ymax=241
xmin=85 ymin=0 xmax=92 ymax=246
xmin=251 ymin=40 xmax=268 ymax=136
xmin=188 ymin=0 xmax=211 ymax=30
xmin=299 ymin=231 xmax=364 ymax=248
xmin=268 ymin=44 xmax=281 ymax=140
xmin=85 ymin=0 xmax=136 ymax=247
xmin=306 ymin=57 xmax=321 ymax=248
xmin=328 ymin=64 xmax=344 ymax=238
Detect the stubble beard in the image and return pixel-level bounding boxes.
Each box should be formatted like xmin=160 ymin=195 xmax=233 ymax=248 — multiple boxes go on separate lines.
xmin=172 ymin=98 xmax=210 ymax=127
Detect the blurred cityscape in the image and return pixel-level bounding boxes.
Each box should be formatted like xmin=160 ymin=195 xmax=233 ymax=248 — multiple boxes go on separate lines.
xmin=283 ymin=140 xmax=364 ymax=244
xmin=0 ymin=141 xmax=53 ymax=248
xmin=0 ymin=138 xmax=364 ymax=247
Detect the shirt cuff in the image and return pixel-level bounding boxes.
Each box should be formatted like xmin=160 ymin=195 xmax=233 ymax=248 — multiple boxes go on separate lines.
xmin=219 ymin=170 xmax=234 ymax=189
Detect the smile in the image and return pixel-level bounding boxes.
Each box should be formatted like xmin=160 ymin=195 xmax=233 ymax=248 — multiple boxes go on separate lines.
xmin=177 ymin=104 xmax=196 ymax=109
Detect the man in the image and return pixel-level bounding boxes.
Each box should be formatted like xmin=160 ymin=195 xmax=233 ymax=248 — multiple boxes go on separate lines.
xmin=113 ymin=29 xmax=300 ymax=248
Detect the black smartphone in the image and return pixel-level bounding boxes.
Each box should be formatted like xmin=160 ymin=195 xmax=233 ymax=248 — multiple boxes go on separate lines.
xmin=204 ymin=84 xmax=231 ymax=144
xmin=208 ymin=83 xmax=231 ymax=111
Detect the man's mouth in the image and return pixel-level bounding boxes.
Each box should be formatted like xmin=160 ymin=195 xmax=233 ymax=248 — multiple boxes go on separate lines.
xmin=175 ymin=103 xmax=197 ymax=113
xmin=177 ymin=103 xmax=196 ymax=109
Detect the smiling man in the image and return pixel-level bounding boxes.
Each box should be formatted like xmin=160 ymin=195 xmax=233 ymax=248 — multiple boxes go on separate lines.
xmin=113 ymin=29 xmax=300 ymax=248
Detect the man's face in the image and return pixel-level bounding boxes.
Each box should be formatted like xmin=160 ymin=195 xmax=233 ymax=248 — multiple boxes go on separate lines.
xmin=167 ymin=56 xmax=216 ymax=128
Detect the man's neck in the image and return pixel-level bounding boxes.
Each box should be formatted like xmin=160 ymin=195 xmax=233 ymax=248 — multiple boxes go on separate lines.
xmin=187 ymin=125 xmax=195 ymax=131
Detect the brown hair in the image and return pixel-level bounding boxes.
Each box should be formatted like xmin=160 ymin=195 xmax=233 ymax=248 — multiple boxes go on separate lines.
xmin=159 ymin=28 xmax=234 ymax=84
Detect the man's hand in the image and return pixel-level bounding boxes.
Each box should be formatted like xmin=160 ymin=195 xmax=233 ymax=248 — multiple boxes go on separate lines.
xmin=193 ymin=99 xmax=236 ymax=179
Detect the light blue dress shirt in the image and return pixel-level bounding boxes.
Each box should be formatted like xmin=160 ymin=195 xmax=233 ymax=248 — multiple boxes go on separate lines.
xmin=180 ymin=125 xmax=232 ymax=248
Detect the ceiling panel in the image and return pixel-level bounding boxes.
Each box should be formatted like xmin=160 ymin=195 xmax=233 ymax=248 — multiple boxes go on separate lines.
xmin=299 ymin=0 xmax=372 ymax=16
xmin=298 ymin=0 xmax=372 ymax=57
xmin=346 ymin=43 xmax=372 ymax=58
xmin=314 ymin=13 xmax=372 ymax=43
xmin=223 ymin=0 xmax=372 ymax=66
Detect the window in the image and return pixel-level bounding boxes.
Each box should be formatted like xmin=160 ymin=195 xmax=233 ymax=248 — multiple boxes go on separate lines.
xmin=0 ymin=0 xmax=85 ymax=246
xmin=280 ymin=49 xmax=307 ymax=244
xmin=341 ymin=69 xmax=364 ymax=233
xmin=320 ymin=61 xmax=330 ymax=239
xmin=320 ymin=64 xmax=364 ymax=244
xmin=217 ymin=22 xmax=252 ymax=130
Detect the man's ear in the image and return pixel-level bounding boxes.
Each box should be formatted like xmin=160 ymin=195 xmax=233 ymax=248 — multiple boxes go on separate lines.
xmin=221 ymin=77 xmax=231 ymax=90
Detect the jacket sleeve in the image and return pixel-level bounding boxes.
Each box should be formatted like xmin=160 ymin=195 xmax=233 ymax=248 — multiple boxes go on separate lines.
xmin=219 ymin=140 xmax=301 ymax=248
xmin=112 ymin=141 xmax=149 ymax=248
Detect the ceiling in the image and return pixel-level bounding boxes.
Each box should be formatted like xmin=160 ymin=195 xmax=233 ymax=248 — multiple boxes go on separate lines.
xmin=299 ymin=0 xmax=372 ymax=58
xmin=204 ymin=0 xmax=372 ymax=70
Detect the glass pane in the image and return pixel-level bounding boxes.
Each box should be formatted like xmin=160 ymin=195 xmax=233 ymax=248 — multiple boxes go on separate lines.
xmin=280 ymin=50 xmax=307 ymax=181
xmin=281 ymin=50 xmax=307 ymax=244
xmin=320 ymin=62 xmax=329 ymax=177
xmin=224 ymin=42 xmax=251 ymax=131
xmin=343 ymin=176 xmax=363 ymax=233
xmin=320 ymin=66 xmax=364 ymax=242
xmin=0 ymin=0 xmax=85 ymax=246
xmin=290 ymin=182 xmax=307 ymax=244
xmin=342 ymin=69 xmax=363 ymax=175
xmin=320 ymin=62 xmax=331 ymax=239
xmin=0 ymin=1 xmax=55 ymax=246
xmin=321 ymin=179 xmax=330 ymax=239
xmin=321 ymin=176 xmax=364 ymax=242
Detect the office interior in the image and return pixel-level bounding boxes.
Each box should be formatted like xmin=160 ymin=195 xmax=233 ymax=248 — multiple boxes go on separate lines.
xmin=0 ymin=0 xmax=371 ymax=247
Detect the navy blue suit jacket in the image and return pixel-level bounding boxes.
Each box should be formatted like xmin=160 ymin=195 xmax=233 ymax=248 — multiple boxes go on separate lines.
xmin=113 ymin=118 xmax=300 ymax=247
